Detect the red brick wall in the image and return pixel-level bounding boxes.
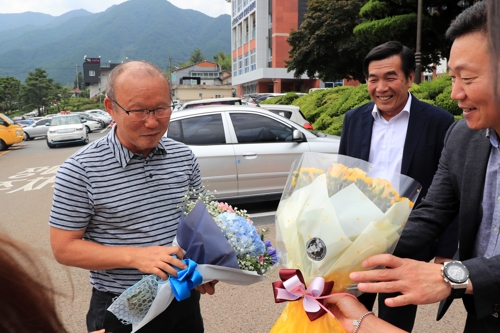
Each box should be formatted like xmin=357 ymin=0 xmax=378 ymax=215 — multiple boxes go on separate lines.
xmin=272 ymin=0 xmax=298 ymax=68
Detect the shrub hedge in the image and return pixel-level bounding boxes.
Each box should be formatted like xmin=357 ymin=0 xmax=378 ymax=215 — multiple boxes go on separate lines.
xmin=262 ymin=74 xmax=460 ymax=136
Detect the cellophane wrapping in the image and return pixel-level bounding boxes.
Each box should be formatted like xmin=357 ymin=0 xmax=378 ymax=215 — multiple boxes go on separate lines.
xmin=271 ymin=152 xmax=421 ymax=333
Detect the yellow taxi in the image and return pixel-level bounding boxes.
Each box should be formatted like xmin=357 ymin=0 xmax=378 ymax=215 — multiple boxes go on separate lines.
xmin=0 ymin=113 xmax=24 ymax=151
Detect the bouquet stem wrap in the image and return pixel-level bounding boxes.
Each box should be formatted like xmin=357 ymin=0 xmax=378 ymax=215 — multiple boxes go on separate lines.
xmin=271 ymin=152 xmax=421 ymax=333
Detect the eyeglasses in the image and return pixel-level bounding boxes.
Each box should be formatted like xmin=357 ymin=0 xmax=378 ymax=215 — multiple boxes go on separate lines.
xmin=111 ymin=99 xmax=172 ymax=122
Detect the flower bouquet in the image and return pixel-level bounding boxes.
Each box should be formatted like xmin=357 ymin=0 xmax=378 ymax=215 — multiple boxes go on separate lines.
xmin=108 ymin=190 xmax=277 ymax=332
xmin=270 ymin=152 xmax=421 ymax=333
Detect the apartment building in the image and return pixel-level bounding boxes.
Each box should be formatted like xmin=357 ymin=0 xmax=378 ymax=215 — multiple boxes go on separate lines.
xmin=229 ymin=0 xmax=324 ymax=97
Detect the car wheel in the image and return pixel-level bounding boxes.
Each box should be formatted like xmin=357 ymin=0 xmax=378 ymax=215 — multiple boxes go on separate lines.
xmin=83 ymin=134 xmax=89 ymax=145
xmin=24 ymin=132 xmax=31 ymax=141
xmin=0 ymin=139 xmax=6 ymax=151
xmin=85 ymin=125 xmax=91 ymax=133
xmin=46 ymin=139 xmax=56 ymax=149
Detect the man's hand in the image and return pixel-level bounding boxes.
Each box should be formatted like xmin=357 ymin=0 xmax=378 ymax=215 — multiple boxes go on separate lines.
xmin=133 ymin=246 xmax=186 ymax=280
xmin=195 ymin=280 xmax=218 ymax=295
xmin=349 ymin=254 xmax=451 ymax=307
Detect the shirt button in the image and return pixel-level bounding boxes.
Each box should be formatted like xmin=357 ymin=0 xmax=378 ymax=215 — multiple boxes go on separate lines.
xmin=494 ymin=227 xmax=499 ymax=233
xmin=497 ymin=196 xmax=500 ymax=202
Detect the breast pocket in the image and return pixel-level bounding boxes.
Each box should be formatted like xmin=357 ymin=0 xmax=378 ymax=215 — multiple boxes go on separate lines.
xmin=154 ymin=170 xmax=191 ymax=193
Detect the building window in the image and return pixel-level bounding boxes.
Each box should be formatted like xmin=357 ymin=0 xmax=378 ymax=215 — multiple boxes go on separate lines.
xmin=233 ymin=57 xmax=238 ymax=77
xmin=233 ymin=28 xmax=237 ymax=49
xmin=89 ymin=70 xmax=96 ymax=76
xmin=238 ymin=24 xmax=243 ymax=46
xmin=245 ymin=20 xmax=249 ymax=43
xmin=232 ymin=0 xmax=237 ymax=16
xmin=244 ymin=52 xmax=249 ymax=73
xmin=238 ymin=55 xmax=243 ymax=75
xmin=251 ymin=15 xmax=256 ymax=39
xmin=250 ymin=49 xmax=256 ymax=71
xmin=243 ymin=83 xmax=257 ymax=95
xmin=237 ymin=0 xmax=242 ymax=13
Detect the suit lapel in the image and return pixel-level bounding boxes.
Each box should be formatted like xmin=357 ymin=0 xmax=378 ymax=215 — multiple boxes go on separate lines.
xmin=360 ymin=106 xmax=374 ymax=161
xmin=401 ymin=97 xmax=426 ymax=175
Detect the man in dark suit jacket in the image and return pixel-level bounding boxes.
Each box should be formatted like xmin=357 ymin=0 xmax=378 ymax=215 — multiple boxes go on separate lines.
xmin=348 ymin=2 xmax=500 ymax=332
xmin=339 ymin=41 xmax=457 ymax=331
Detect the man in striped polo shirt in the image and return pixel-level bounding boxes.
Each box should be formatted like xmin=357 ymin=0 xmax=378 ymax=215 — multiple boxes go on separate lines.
xmin=49 ymin=61 xmax=210 ymax=333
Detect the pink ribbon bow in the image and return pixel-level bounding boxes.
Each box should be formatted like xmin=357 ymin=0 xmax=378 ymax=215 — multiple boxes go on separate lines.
xmin=272 ymin=269 xmax=335 ymax=321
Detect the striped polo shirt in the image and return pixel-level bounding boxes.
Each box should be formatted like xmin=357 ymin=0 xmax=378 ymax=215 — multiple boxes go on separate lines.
xmin=49 ymin=127 xmax=202 ymax=294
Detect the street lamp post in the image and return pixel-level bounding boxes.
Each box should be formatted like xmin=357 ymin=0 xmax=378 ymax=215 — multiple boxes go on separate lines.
xmin=414 ymin=0 xmax=423 ymax=84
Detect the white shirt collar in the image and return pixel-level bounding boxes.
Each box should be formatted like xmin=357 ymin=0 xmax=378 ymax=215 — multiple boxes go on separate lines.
xmin=371 ymin=92 xmax=412 ymax=121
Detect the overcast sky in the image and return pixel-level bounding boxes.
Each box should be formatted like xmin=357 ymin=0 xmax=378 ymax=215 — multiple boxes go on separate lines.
xmin=0 ymin=0 xmax=231 ymax=18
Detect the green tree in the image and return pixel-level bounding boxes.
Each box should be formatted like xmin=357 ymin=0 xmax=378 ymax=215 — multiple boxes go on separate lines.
xmin=0 ymin=76 xmax=21 ymax=113
xmin=21 ymin=68 xmax=55 ymax=115
xmin=286 ymin=0 xmax=371 ymax=82
xmin=189 ymin=48 xmax=205 ymax=64
xmin=213 ymin=51 xmax=231 ymax=71
xmin=353 ymin=0 xmax=464 ymax=72
xmin=52 ymin=84 xmax=72 ymax=112
xmin=73 ymin=71 xmax=84 ymax=90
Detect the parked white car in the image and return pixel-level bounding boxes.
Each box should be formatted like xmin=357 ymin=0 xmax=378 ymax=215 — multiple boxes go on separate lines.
xmin=256 ymin=104 xmax=313 ymax=129
xmin=178 ymin=97 xmax=243 ymax=110
xmin=23 ymin=118 xmax=52 ymax=140
xmin=165 ymin=105 xmax=339 ymax=202
xmin=46 ymin=115 xmax=88 ymax=148
xmin=72 ymin=112 xmax=105 ymax=132
xmin=84 ymin=109 xmax=113 ymax=125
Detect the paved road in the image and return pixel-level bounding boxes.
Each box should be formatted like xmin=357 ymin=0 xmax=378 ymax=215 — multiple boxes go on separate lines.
xmin=0 ymin=131 xmax=467 ymax=332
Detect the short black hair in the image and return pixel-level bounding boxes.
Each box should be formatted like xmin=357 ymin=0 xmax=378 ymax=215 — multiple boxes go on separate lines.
xmin=445 ymin=1 xmax=487 ymax=41
xmin=363 ymin=41 xmax=416 ymax=80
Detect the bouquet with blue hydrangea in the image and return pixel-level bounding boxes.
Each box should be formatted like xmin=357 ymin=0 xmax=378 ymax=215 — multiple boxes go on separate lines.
xmin=108 ymin=188 xmax=276 ymax=332
xmin=184 ymin=189 xmax=277 ymax=274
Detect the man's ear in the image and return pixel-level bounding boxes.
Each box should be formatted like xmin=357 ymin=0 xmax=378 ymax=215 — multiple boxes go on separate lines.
xmin=103 ymin=97 xmax=115 ymax=115
xmin=408 ymin=71 xmax=415 ymax=85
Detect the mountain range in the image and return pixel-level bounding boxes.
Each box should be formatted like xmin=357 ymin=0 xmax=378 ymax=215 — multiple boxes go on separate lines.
xmin=0 ymin=0 xmax=230 ymax=86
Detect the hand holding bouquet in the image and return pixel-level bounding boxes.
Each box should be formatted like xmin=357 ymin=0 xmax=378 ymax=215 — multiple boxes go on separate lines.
xmin=271 ymin=152 xmax=421 ymax=333
xmin=108 ymin=190 xmax=276 ymax=332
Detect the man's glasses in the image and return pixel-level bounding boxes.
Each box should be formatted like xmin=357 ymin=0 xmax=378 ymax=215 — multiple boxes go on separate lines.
xmin=111 ymin=99 xmax=172 ymax=122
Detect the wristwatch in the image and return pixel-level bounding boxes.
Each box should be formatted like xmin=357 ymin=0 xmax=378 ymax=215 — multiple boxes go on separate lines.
xmin=441 ymin=260 xmax=469 ymax=299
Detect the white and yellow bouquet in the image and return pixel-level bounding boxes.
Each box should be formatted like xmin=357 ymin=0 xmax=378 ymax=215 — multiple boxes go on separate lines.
xmin=270 ymin=152 xmax=421 ymax=333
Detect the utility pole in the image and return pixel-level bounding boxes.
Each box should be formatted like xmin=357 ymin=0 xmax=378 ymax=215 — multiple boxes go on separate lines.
xmin=75 ymin=64 xmax=80 ymax=90
xmin=168 ymin=57 xmax=173 ymax=83
xmin=414 ymin=0 xmax=423 ymax=84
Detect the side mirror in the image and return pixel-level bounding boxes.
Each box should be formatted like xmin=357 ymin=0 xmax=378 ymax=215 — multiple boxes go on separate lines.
xmin=292 ymin=129 xmax=306 ymax=142
xmin=45 ymin=122 xmax=50 ymax=126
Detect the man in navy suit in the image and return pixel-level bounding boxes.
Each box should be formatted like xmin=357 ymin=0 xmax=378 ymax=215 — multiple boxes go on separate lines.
xmin=339 ymin=41 xmax=457 ymax=331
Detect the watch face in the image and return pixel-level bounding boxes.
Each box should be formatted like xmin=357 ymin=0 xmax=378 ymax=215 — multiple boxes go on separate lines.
xmin=444 ymin=262 xmax=469 ymax=283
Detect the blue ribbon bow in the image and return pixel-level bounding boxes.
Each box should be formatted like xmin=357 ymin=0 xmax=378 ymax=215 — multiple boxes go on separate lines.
xmin=169 ymin=259 xmax=203 ymax=301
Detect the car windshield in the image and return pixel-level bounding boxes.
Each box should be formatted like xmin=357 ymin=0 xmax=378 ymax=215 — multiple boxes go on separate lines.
xmin=2 ymin=114 xmax=15 ymax=124
xmin=51 ymin=116 xmax=81 ymax=126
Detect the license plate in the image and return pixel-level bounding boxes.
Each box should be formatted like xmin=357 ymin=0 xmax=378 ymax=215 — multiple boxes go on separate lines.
xmin=57 ymin=129 xmax=75 ymax=134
